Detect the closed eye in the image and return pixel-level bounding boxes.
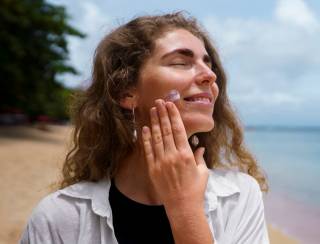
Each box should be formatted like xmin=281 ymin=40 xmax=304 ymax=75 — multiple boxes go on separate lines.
xmin=171 ymin=62 xmax=187 ymax=66
xmin=169 ymin=58 xmax=191 ymax=67
xmin=170 ymin=62 xmax=192 ymax=69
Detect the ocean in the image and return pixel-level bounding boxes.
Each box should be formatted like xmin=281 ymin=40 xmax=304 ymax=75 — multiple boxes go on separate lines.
xmin=245 ymin=128 xmax=320 ymax=243
xmin=245 ymin=128 xmax=320 ymax=207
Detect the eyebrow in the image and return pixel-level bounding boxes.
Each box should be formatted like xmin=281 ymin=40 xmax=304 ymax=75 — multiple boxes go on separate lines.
xmin=161 ymin=48 xmax=212 ymax=65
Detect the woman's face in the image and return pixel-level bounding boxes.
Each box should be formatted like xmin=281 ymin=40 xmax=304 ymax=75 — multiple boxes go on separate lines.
xmin=136 ymin=29 xmax=219 ymax=137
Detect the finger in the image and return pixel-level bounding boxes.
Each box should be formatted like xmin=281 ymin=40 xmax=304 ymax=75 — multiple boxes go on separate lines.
xmin=166 ymin=101 xmax=189 ymax=150
xmin=150 ymin=106 xmax=165 ymax=160
xmin=142 ymin=126 xmax=155 ymax=168
xmin=155 ymin=99 xmax=176 ymax=152
xmin=194 ymin=147 xmax=209 ymax=174
xmin=194 ymin=147 xmax=206 ymax=166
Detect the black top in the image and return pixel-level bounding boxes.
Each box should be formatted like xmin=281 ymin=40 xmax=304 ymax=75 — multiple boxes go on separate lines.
xmin=109 ymin=179 xmax=175 ymax=244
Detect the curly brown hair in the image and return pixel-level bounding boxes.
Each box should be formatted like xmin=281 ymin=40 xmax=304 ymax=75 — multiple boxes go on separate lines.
xmin=60 ymin=12 xmax=268 ymax=192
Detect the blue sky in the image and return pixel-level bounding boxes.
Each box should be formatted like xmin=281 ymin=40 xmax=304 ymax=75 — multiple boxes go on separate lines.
xmin=48 ymin=0 xmax=320 ymax=127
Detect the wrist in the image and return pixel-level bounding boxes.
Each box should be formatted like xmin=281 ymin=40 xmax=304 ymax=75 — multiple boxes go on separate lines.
xmin=164 ymin=201 xmax=205 ymax=219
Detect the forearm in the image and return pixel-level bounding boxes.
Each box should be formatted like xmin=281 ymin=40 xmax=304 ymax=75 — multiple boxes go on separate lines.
xmin=166 ymin=204 xmax=214 ymax=244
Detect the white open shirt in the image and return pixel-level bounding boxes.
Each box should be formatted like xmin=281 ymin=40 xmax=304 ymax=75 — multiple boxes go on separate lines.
xmin=20 ymin=169 xmax=270 ymax=244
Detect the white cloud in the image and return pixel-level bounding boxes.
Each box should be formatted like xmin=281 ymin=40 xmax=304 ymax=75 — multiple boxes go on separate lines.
xmin=203 ymin=0 xmax=320 ymax=125
xmin=275 ymin=0 xmax=319 ymax=32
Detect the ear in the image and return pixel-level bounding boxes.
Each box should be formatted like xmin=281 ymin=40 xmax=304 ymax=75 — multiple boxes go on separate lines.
xmin=119 ymin=88 xmax=139 ymax=110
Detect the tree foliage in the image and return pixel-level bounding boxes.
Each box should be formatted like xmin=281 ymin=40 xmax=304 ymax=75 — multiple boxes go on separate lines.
xmin=0 ymin=0 xmax=85 ymax=119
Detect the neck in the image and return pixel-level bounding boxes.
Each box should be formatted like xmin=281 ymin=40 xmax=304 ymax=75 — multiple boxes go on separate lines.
xmin=114 ymin=146 xmax=162 ymax=205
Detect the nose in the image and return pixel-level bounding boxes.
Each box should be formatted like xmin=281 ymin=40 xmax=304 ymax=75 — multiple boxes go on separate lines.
xmin=195 ymin=63 xmax=217 ymax=86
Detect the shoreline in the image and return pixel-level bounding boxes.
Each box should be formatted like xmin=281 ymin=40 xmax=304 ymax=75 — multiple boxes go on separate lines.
xmin=268 ymin=225 xmax=299 ymax=244
xmin=264 ymin=189 xmax=320 ymax=244
xmin=0 ymin=125 xmax=303 ymax=243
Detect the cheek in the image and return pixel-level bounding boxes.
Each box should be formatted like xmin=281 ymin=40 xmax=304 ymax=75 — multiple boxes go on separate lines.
xmin=136 ymin=78 xmax=169 ymax=121
xmin=138 ymin=83 xmax=166 ymax=108
xmin=212 ymin=82 xmax=219 ymax=100
xmin=139 ymin=75 xmax=187 ymax=103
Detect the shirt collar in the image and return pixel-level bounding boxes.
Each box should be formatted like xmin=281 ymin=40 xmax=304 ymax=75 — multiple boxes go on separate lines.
xmin=59 ymin=178 xmax=112 ymax=218
xmin=59 ymin=169 xmax=240 ymax=218
xmin=205 ymin=169 xmax=240 ymax=213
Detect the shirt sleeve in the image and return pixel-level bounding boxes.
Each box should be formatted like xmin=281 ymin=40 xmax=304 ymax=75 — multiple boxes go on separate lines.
xmin=20 ymin=216 xmax=57 ymax=244
xmin=20 ymin=217 xmax=54 ymax=243
xmin=19 ymin=192 xmax=76 ymax=244
xmin=232 ymin=176 xmax=270 ymax=244
xmin=19 ymin=196 xmax=62 ymax=244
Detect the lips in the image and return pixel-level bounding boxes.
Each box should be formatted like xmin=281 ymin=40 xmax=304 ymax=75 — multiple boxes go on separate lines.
xmin=183 ymin=92 xmax=213 ymax=103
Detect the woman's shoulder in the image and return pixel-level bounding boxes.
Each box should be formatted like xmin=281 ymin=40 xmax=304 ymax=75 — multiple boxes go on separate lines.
xmin=26 ymin=186 xmax=90 ymax=228
xmin=212 ymin=168 xmax=260 ymax=186
xmin=20 ymin=190 xmax=79 ymax=243
xmin=208 ymin=168 xmax=262 ymax=198
xmin=20 ymin=180 xmax=110 ymax=243
xmin=29 ymin=179 xmax=111 ymax=219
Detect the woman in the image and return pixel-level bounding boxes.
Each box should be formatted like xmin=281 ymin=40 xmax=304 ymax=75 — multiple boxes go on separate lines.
xmin=21 ymin=12 xmax=269 ymax=244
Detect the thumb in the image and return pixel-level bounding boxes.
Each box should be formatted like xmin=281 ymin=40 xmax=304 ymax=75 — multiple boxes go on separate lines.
xmin=194 ymin=147 xmax=207 ymax=167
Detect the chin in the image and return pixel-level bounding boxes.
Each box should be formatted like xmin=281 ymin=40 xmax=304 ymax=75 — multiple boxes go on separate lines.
xmin=198 ymin=121 xmax=215 ymax=132
xmin=185 ymin=118 xmax=215 ymax=137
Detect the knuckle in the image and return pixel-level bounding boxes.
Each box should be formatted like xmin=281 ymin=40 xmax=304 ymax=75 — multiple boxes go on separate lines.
xmin=143 ymin=140 xmax=150 ymax=147
xmin=162 ymin=126 xmax=172 ymax=137
xmin=165 ymin=155 xmax=176 ymax=165
xmin=152 ymin=165 xmax=162 ymax=175
xmin=145 ymin=151 xmax=153 ymax=158
xmin=153 ymin=134 xmax=163 ymax=144
xmin=179 ymin=151 xmax=192 ymax=162
xmin=142 ymin=133 xmax=151 ymax=142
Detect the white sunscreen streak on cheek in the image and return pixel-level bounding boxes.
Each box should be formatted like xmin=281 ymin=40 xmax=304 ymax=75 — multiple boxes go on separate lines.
xmin=164 ymin=89 xmax=180 ymax=102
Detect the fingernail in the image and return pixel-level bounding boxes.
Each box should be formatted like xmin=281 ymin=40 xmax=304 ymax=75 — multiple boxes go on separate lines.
xmin=142 ymin=126 xmax=149 ymax=133
xmin=166 ymin=102 xmax=173 ymax=108
xmin=150 ymin=107 xmax=157 ymax=116
xmin=155 ymin=99 xmax=164 ymax=105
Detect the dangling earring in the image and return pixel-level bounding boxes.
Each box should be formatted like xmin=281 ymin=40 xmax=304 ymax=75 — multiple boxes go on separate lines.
xmin=132 ymin=106 xmax=137 ymax=142
xmin=191 ymin=134 xmax=199 ymax=147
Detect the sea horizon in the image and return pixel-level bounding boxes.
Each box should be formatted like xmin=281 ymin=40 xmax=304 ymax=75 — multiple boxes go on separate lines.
xmin=245 ymin=125 xmax=320 ymax=132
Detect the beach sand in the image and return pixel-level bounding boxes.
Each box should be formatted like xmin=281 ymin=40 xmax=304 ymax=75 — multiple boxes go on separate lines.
xmin=0 ymin=125 xmax=299 ymax=244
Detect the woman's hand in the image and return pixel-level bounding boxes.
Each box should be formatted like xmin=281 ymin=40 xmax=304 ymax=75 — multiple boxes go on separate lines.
xmin=141 ymin=99 xmax=209 ymax=210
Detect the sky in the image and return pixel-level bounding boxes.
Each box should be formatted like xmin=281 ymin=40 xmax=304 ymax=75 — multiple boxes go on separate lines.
xmin=48 ymin=0 xmax=320 ymax=127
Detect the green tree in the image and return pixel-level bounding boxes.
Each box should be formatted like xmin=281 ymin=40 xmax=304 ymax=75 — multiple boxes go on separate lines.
xmin=0 ymin=0 xmax=85 ymax=119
